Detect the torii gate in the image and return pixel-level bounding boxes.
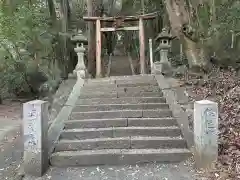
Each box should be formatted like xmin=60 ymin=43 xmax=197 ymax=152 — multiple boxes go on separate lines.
xmin=83 ymin=12 xmax=157 ymax=78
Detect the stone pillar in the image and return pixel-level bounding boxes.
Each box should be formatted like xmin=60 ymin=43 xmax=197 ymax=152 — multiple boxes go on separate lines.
xmin=74 ymin=43 xmax=86 ymax=79
xmin=23 ymin=100 xmax=49 ymax=177
xmin=194 ymin=100 xmax=218 ymax=169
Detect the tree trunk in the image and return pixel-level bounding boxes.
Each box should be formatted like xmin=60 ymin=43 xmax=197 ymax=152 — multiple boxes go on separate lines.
xmin=87 ymin=0 xmax=96 ymax=78
xmin=59 ymin=0 xmax=71 ymax=78
xmin=47 ymin=0 xmax=57 ymax=26
xmin=165 ymin=0 xmax=208 ymax=69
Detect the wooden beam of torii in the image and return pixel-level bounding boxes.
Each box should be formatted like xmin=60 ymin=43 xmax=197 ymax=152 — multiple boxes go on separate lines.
xmin=83 ymin=12 xmax=158 ymax=78
xmin=83 ymin=12 xmax=158 ymax=21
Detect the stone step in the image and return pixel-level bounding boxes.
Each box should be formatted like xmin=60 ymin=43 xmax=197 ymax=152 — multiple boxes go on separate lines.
xmin=70 ymin=110 xmax=172 ymax=120
xmin=81 ymin=85 xmax=161 ymax=94
xmin=60 ymin=126 xmax=181 ymax=140
xmin=79 ymin=92 xmax=163 ymax=99
xmin=128 ymin=117 xmax=178 ymax=127
xmin=85 ymin=76 xmax=156 ymax=86
xmin=83 ymin=83 xmax=116 ymax=89
xmin=55 ymin=137 xmax=187 ymax=152
xmin=87 ymin=75 xmax=155 ymax=83
xmin=76 ymin=97 xmax=166 ymax=105
xmin=72 ymin=103 xmax=169 ymax=112
xmin=50 ymin=148 xmax=192 ymax=166
xmin=130 ymin=136 xmax=187 ymax=149
xmin=85 ymin=80 xmax=158 ymax=88
xmin=65 ymin=118 xmax=127 ymax=129
xmin=116 ymin=81 xmax=158 ymax=87
xmin=64 ymin=118 xmax=178 ymax=129
xmin=112 ymin=75 xmax=155 ymax=81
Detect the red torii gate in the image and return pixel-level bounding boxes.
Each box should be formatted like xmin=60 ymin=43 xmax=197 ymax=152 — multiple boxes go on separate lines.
xmin=83 ymin=12 xmax=157 ymax=78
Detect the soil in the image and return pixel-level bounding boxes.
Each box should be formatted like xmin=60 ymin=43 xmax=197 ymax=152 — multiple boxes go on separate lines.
xmin=0 ymin=99 xmax=25 ymax=128
xmin=0 ymin=99 xmax=26 ymax=180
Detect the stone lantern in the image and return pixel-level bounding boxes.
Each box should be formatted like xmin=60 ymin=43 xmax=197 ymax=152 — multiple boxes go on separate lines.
xmin=71 ymin=29 xmax=88 ymax=79
xmin=153 ymin=28 xmax=175 ymax=75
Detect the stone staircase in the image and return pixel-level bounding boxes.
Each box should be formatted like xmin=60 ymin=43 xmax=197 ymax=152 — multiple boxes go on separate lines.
xmin=50 ymin=75 xmax=191 ymax=167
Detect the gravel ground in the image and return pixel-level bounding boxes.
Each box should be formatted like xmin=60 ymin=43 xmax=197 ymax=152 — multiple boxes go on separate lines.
xmin=23 ymin=160 xmax=203 ymax=180
xmin=0 ymin=100 xmax=23 ymax=180
xmin=0 ymin=129 xmax=23 ymax=180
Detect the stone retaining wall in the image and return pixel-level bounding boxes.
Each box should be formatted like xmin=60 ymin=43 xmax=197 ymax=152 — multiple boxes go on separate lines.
xmin=155 ymin=75 xmax=194 ymax=149
xmin=47 ymin=77 xmax=84 ymax=155
xmin=48 ymin=76 xmax=77 ymax=122
xmin=161 ymin=77 xmax=194 ymax=131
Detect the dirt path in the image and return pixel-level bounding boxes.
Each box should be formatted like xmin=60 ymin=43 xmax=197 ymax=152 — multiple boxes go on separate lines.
xmin=0 ymin=100 xmax=22 ymax=128
xmin=0 ymin=100 xmax=25 ymax=180
xmin=23 ymin=160 xmax=202 ymax=180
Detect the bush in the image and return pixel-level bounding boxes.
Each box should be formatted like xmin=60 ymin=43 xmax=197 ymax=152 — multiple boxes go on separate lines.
xmin=0 ymin=0 xmax=61 ymax=100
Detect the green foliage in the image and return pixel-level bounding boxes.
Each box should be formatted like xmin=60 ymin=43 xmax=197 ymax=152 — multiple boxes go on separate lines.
xmin=0 ymin=0 xmax=61 ymax=98
xmin=122 ymin=0 xmax=240 ymax=68
xmin=188 ymin=0 xmax=240 ymax=66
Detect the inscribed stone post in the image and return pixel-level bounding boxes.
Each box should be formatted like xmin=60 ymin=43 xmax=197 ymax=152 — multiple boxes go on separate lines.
xmin=23 ymin=100 xmax=49 ymax=177
xmin=194 ymin=100 xmax=218 ymax=169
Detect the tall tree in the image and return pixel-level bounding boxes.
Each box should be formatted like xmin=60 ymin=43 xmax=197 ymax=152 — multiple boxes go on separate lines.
xmin=164 ymin=0 xmax=208 ymax=69
xmin=59 ymin=0 xmax=71 ymax=77
xmin=87 ymin=0 xmax=96 ymax=77
xmin=47 ymin=0 xmax=57 ymax=26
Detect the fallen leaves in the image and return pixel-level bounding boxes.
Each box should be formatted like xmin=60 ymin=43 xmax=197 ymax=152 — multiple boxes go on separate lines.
xmin=180 ymin=67 xmax=240 ymax=179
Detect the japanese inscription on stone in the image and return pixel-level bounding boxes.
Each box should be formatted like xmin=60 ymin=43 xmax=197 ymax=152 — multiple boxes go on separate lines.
xmin=23 ymin=102 xmax=41 ymax=153
xmin=203 ymin=107 xmax=217 ymax=134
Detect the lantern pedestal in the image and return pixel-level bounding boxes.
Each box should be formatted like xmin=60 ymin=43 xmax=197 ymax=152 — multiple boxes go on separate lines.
xmin=74 ymin=43 xmax=86 ymax=79
xmin=153 ymin=48 xmax=172 ymax=76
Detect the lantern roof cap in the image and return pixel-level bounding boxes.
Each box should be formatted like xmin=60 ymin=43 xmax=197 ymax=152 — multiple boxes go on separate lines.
xmin=71 ymin=29 xmax=88 ymax=43
xmin=155 ymin=28 xmax=175 ymax=41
